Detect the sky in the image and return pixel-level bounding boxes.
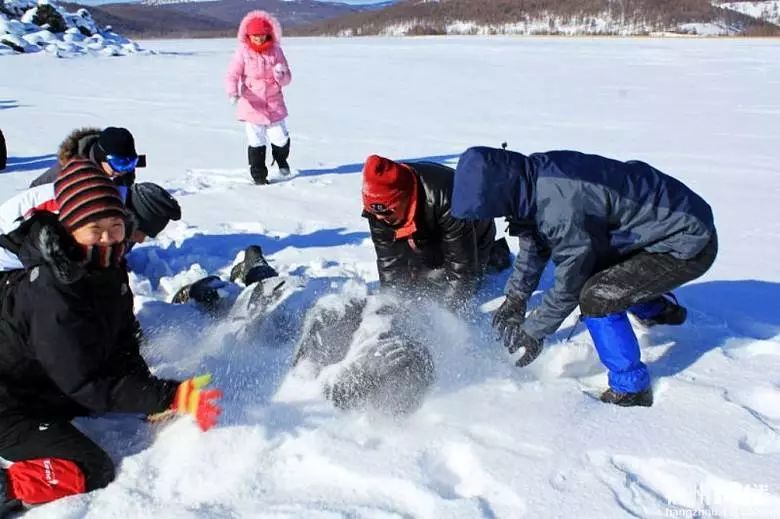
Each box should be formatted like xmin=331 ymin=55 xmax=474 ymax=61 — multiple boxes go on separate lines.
xmin=74 ymin=0 xmax=392 ymax=5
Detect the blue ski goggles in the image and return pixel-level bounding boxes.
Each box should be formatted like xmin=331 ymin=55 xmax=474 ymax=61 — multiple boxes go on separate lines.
xmin=106 ymin=155 xmax=139 ymax=174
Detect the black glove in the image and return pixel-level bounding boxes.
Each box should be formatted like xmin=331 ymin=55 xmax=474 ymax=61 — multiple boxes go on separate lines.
xmin=492 ymin=296 xmax=527 ymax=342
xmin=505 ymin=328 xmax=544 ymax=367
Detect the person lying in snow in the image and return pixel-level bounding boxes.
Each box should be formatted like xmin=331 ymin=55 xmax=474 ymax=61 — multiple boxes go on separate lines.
xmin=30 ymin=126 xmax=144 ymax=191
xmin=172 ymin=247 xmax=434 ymax=415
xmin=0 ymin=163 xmax=220 ymax=512
xmin=292 ymin=293 xmax=435 ymax=415
xmin=171 ymin=244 xmax=281 ymax=311
xmin=361 ymin=155 xmax=510 ymax=312
xmin=452 ymin=146 xmax=717 ymax=407
xmin=0 ymin=160 xmax=181 ymax=271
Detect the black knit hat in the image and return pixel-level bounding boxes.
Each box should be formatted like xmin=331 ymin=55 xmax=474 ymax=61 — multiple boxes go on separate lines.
xmin=54 ymin=159 xmax=126 ymax=231
xmin=97 ymin=127 xmax=137 ymax=158
xmin=126 ymin=182 xmax=181 ymax=238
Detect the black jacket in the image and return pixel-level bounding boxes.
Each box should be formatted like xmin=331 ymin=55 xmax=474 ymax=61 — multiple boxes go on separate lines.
xmin=0 ymin=129 xmax=6 ymax=171
xmin=364 ymin=162 xmax=496 ymax=301
xmin=0 ymin=213 xmax=178 ymax=421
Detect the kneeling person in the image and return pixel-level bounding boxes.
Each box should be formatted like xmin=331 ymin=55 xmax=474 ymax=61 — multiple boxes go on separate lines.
xmin=361 ymin=155 xmax=501 ymax=310
xmin=0 ymin=164 xmax=220 ymax=510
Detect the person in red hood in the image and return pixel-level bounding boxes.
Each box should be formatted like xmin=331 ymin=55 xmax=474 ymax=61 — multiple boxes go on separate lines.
xmin=225 ymin=11 xmax=293 ymax=184
xmin=361 ymin=155 xmax=504 ymax=311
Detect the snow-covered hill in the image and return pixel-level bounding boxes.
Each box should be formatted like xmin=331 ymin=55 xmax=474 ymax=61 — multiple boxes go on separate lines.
xmin=0 ymin=0 xmax=143 ymax=56
xmin=1 ymin=36 xmax=779 ymax=517
xmin=720 ymin=0 xmax=780 ymax=25
xmin=292 ymin=0 xmax=780 ymax=36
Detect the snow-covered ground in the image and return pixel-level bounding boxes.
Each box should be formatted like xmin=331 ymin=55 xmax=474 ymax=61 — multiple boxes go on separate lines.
xmin=1 ymin=36 xmax=780 ymax=517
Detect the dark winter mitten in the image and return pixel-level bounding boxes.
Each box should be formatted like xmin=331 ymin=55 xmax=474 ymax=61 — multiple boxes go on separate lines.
xmin=492 ymin=296 xmax=527 ymax=341
xmin=505 ymin=328 xmax=543 ymax=367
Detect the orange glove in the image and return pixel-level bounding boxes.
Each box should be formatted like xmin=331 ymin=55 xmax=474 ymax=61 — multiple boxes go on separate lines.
xmin=170 ymin=374 xmax=223 ymax=431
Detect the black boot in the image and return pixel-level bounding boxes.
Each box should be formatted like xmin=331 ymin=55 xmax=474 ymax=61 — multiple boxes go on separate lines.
xmin=171 ymin=275 xmax=226 ymax=312
xmin=229 ymin=245 xmax=278 ymax=285
xmin=248 ymin=146 xmax=269 ymax=185
xmin=271 ymin=139 xmax=291 ymax=176
xmin=487 ymin=237 xmax=512 ymax=273
xmin=600 ymin=387 xmax=653 ymax=407
xmin=631 ymin=293 xmax=687 ymax=327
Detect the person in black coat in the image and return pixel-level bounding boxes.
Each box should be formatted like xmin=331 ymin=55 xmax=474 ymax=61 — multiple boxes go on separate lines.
xmin=361 ymin=155 xmax=499 ymax=310
xmin=0 ymin=161 xmax=220 ymax=510
xmin=29 ymin=127 xmax=142 ymax=189
xmin=0 ymin=128 xmax=6 ymax=171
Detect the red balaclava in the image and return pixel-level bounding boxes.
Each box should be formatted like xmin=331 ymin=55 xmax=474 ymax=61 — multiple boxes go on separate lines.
xmin=246 ymin=17 xmax=274 ymax=53
xmin=361 ymin=155 xmax=419 ymax=239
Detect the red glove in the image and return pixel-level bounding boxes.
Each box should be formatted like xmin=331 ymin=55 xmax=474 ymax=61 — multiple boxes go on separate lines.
xmin=170 ymin=374 xmax=222 ymax=431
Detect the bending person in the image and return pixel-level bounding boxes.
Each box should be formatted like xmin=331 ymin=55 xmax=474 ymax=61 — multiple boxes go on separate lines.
xmin=452 ymin=146 xmax=717 ymax=407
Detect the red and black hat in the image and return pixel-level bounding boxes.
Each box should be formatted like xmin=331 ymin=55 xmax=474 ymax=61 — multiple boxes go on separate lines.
xmin=54 ymin=159 xmax=126 ymax=231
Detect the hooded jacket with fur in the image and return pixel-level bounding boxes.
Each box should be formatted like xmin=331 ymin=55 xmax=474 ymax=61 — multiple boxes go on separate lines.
xmin=30 ymin=128 xmax=102 ymax=188
xmin=0 ymin=212 xmax=178 ymax=420
xmin=225 ymin=11 xmax=292 ymax=126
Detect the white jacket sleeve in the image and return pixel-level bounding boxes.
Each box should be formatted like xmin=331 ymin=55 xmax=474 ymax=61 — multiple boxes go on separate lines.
xmin=0 ymin=184 xmax=56 ymax=234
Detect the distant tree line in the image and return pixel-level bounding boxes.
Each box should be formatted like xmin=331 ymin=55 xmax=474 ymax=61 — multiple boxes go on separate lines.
xmin=289 ymin=0 xmax=780 ymax=36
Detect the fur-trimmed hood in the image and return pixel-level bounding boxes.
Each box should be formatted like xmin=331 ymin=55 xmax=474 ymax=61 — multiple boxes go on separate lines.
xmin=57 ymin=127 xmax=101 ymax=165
xmin=237 ymin=10 xmax=283 ymax=49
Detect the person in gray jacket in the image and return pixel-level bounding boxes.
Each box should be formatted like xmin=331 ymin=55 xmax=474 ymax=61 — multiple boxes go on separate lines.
xmin=451 ymin=146 xmax=717 ymax=407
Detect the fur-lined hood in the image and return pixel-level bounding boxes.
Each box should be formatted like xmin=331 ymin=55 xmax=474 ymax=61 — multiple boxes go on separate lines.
xmin=237 ymin=10 xmax=283 ymax=49
xmin=57 ymin=127 xmax=101 ymax=165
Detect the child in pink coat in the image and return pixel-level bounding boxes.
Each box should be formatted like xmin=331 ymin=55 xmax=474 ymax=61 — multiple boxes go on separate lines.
xmin=225 ymin=11 xmax=292 ymax=184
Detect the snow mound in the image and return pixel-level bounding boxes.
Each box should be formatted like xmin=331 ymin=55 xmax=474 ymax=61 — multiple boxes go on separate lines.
xmin=0 ymin=0 xmax=146 ymax=57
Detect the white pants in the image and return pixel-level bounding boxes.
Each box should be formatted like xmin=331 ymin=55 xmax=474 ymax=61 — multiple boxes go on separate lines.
xmin=245 ymin=120 xmax=289 ymax=148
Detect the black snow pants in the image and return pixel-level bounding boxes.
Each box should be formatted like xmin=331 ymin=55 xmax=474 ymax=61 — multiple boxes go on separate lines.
xmin=579 ymin=233 xmax=718 ymax=317
xmin=0 ymin=415 xmax=115 ymax=492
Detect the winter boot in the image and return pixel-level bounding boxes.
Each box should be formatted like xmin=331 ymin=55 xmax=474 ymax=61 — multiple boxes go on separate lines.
xmin=599 ymin=387 xmax=653 ymax=407
xmin=171 ymin=275 xmax=227 ymax=312
xmin=584 ymin=312 xmax=652 ymax=407
xmin=486 ymin=237 xmax=512 ymax=273
xmin=629 ymin=293 xmax=687 ymax=327
xmin=229 ymin=245 xmax=278 ymax=285
xmin=271 ymin=139 xmax=291 ymax=176
xmin=248 ymin=146 xmax=269 ymax=185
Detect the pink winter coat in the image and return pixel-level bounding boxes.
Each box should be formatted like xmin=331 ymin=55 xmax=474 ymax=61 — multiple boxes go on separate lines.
xmin=225 ymin=11 xmax=292 ymax=126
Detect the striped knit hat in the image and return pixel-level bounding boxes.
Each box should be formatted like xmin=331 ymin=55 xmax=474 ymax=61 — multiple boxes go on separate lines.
xmin=54 ymin=159 xmax=126 ymax=231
